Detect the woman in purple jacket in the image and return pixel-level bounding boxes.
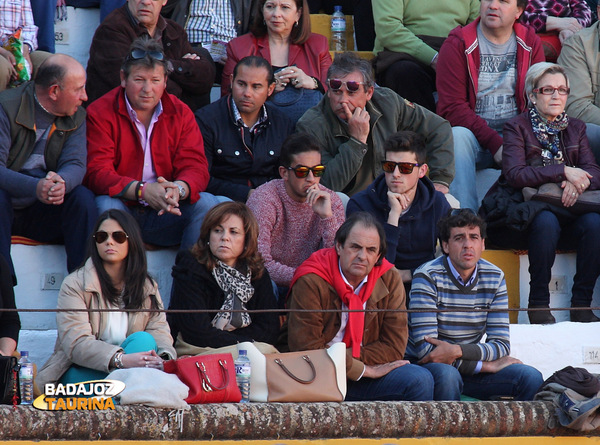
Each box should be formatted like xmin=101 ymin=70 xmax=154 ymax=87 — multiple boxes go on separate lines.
xmin=488 ymin=62 xmax=600 ymax=325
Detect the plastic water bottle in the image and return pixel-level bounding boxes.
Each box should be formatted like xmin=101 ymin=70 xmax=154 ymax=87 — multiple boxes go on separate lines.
xmin=330 ymin=6 xmax=347 ymax=51
xmin=235 ymin=350 xmax=251 ymax=403
xmin=19 ymin=351 xmax=34 ymax=405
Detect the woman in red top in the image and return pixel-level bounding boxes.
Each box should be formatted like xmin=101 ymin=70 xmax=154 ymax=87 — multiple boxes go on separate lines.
xmin=221 ymin=0 xmax=331 ymax=98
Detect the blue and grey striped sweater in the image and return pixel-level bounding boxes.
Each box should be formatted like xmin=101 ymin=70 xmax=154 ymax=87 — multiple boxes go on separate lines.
xmin=406 ymin=255 xmax=510 ymax=375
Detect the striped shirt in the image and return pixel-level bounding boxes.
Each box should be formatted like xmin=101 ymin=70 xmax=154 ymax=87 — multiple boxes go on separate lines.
xmin=0 ymin=0 xmax=38 ymax=50
xmin=185 ymin=0 xmax=236 ymax=45
xmin=407 ymin=255 xmax=510 ymax=375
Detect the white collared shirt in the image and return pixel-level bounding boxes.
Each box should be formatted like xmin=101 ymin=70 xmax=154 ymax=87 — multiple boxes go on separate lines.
xmin=124 ymin=94 xmax=163 ymax=183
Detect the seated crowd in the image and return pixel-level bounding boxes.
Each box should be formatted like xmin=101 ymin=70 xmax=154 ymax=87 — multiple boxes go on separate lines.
xmin=2 ymin=0 xmax=600 ymax=405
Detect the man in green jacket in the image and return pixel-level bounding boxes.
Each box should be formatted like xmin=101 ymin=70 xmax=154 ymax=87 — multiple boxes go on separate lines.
xmin=296 ymin=52 xmax=454 ymax=197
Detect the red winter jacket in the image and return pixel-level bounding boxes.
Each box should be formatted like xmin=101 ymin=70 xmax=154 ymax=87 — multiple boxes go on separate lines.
xmin=436 ymin=18 xmax=544 ymax=155
xmin=84 ymin=87 xmax=209 ymax=203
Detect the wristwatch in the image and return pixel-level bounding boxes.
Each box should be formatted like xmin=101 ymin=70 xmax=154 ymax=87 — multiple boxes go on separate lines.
xmin=176 ymin=182 xmax=186 ymax=200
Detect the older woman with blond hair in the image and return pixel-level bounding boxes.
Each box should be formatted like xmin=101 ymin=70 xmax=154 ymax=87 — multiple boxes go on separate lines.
xmin=168 ymin=202 xmax=280 ymax=356
xmin=484 ymin=62 xmax=600 ymax=325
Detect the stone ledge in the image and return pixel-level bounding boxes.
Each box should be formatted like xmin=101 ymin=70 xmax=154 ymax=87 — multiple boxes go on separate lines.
xmin=0 ymin=401 xmax=593 ymax=441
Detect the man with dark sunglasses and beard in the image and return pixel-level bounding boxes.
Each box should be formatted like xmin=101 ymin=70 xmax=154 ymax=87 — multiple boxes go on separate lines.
xmin=296 ymin=52 xmax=454 ymax=198
xmin=85 ymin=38 xmax=215 ymax=251
xmin=347 ymin=131 xmax=451 ymax=294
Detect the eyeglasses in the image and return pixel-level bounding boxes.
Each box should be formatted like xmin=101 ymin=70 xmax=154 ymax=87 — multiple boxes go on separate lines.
xmin=128 ymin=49 xmax=165 ymax=61
xmin=533 ymin=86 xmax=570 ymax=96
xmin=93 ymin=231 xmax=129 ymax=244
xmin=327 ymin=78 xmax=365 ymax=93
xmin=381 ymin=161 xmax=421 ymax=174
xmin=285 ymin=164 xmax=326 ymax=178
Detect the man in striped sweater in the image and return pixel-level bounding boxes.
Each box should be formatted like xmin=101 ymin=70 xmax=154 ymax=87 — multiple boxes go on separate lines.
xmin=406 ymin=210 xmax=543 ymax=401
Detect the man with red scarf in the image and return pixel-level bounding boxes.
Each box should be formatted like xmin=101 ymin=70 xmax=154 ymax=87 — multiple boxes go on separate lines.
xmin=287 ymin=212 xmax=434 ymax=401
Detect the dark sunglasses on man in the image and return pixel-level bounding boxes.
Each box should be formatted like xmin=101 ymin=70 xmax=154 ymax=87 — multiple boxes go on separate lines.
xmin=93 ymin=230 xmax=129 ymax=244
xmin=381 ymin=161 xmax=422 ymax=174
xmin=285 ymin=164 xmax=326 ymax=178
xmin=327 ymin=78 xmax=365 ymax=93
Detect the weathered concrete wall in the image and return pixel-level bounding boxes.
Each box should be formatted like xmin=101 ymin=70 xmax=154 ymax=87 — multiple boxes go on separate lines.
xmin=0 ymin=402 xmax=594 ymax=441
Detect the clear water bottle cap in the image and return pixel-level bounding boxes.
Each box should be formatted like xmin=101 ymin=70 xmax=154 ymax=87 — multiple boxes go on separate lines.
xmin=334 ymin=5 xmax=342 ymax=12
xmin=20 ymin=351 xmax=28 ymax=357
xmin=239 ymin=350 xmax=247 ymax=355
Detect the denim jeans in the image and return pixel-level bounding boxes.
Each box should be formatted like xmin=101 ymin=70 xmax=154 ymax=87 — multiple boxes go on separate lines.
xmin=489 ymin=210 xmax=600 ymax=307
xmin=60 ymin=331 xmax=158 ymax=384
xmin=345 ymin=363 xmax=434 ymax=401
xmin=0 ymin=185 xmax=98 ymax=278
xmin=30 ymin=0 xmax=55 ymax=53
xmin=527 ymin=210 xmax=600 ymax=307
xmin=65 ymin=0 xmax=126 ymax=22
xmin=450 ymin=126 xmax=498 ymax=211
xmin=586 ymin=123 xmax=600 ymax=166
xmin=422 ymin=362 xmax=543 ymax=401
xmin=95 ymin=192 xmax=229 ymax=250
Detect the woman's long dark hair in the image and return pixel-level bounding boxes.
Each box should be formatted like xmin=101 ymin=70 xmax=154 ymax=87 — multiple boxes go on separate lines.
xmin=250 ymin=0 xmax=312 ymax=45
xmin=87 ymin=210 xmax=159 ymax=310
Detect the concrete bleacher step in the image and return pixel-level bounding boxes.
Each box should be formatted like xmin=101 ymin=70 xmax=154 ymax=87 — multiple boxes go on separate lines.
xmin=0 ymin=401 xmax=592 ymax=440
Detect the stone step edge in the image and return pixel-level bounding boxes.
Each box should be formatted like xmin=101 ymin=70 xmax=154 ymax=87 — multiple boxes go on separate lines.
xmin=0 ymin=401 xmax=591 ymax=440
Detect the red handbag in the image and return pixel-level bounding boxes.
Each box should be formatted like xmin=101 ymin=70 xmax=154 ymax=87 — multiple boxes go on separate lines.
xmin=163 ymin=353 xmax=242 ymax=404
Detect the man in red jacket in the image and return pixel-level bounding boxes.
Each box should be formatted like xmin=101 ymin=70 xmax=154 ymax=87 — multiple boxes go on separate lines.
xmin=436 ymin=0 xmax=544 ymax=210
xmin=85 ymin=37 xmax=215 ymax=249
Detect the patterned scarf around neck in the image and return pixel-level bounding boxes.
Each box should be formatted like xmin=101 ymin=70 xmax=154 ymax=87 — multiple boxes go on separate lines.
xmin=211 ymin=260 xmax=254 ymax=331
xmin=529 ymin=106 xmax=569 ymax=160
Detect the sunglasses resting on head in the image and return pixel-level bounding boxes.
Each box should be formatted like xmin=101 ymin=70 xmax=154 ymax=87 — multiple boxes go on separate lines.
xmin=128 ymin=49 xmax=165 ymax=61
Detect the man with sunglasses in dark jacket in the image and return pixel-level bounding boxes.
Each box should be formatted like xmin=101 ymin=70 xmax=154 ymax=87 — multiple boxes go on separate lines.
xmin=347 ymin=131 xmax=451 ymax=294
xmin=296 ymin=52 xmax=454 ymax=197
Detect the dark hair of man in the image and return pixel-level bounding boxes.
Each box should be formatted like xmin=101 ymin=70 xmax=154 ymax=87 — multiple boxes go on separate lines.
xmin=438 ymin=209 xmax=487 ymax=244
xmin=250 ymin=0 xmax=312 ymax=45
xmin=517 ymin=0 xmax=527 ymax=9
xmin=335 ymin=212 xmax=387 ymax=266
xmin=327 ymin=52 xmax=375 ymax=91
xmin=121 ymin=36 xmax=170 ymax=78
xmin=191 ymin=202 xmax=265 ymax=278
xmin=279 ymin=132 xmax=322 ymax=168
xmin=233 ymin=55 xmax=275 ymax=85
xmin=35 ymin=58 xmax=67 ymax=90
xmin=87 ymin=209 xmax=159 ymax=310
xmin=383 ymin=130 xmax=427 ymax=164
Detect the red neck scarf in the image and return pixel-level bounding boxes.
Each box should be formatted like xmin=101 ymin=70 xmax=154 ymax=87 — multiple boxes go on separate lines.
xmin=289 ymin=248 xmax=392 ymax=358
